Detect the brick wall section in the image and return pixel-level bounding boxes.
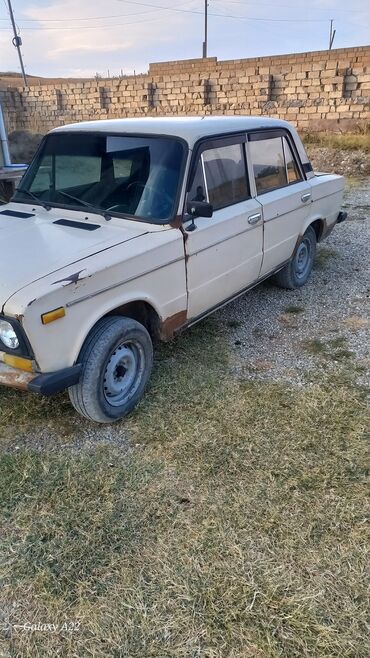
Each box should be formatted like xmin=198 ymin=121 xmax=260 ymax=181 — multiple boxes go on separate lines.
xmin=0 ymin=45 xmax=369 ymax=135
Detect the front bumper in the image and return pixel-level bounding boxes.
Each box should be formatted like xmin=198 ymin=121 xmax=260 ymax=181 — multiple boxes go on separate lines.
xmin=0 ymin=361 xmax=82 ymax=396
xmin=0 ymin=361 xmax=34 ymax=390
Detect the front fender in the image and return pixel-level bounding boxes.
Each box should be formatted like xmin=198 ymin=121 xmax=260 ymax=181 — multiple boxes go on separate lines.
xmin=7 ymin=231 xmax=187 ymax=372
xmin=20 ymin=267 xmax=186 ymax=372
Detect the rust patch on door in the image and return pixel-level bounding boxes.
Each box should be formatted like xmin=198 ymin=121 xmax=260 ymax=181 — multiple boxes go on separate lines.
xmin=160 ymin=310 xmax=187 ymax=341
xmin=169 ymin=214 xmax=183 ymax=229
xmin=170 ymin=215 xmax=188 ymax=243
xmin=292 ymin=233 xmax=303 ymax=258
xmin=319 ymin=219 xmax=333 ymax=241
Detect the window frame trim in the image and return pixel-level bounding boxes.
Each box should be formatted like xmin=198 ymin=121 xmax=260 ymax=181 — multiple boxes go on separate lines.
xmin=282 ymin=134 xmax=302 ymax=187
xmin=200 ymin=154 xmax=210 ymax=203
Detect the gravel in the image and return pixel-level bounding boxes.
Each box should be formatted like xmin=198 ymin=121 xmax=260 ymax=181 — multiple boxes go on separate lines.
xmin=307 ymin=147 xmax=370 ymax=177
xmin=2 ymin=160 xmax=369 ymax=450
xmin=218 ymin=177 xmax=370 ymax=388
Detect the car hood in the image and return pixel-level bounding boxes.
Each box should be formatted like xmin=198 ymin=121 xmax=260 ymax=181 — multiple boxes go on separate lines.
xmin=0 ymin=204 xmax=150 ymax=312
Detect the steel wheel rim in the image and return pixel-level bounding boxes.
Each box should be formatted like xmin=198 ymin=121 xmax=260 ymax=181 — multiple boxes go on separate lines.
xmin=294 ymin=238 xmax=311 ymax=279
xmin=103 ymin=341 xmax=145 ymax=407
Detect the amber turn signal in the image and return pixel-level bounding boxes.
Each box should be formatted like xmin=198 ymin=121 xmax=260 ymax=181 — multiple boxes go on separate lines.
xmin=4 ymin=354 xmax=33 ymax=372
xmin=41 ymin=307 xmax=66 ymax=325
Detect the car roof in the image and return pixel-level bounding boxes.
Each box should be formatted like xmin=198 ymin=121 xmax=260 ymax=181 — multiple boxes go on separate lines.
xmin=51 ymin=116 xmax=294 ymax=149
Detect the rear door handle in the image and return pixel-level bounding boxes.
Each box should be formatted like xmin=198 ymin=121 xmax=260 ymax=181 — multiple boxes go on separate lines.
xmin=248 ymin=213 xmax=262 ymax=225
xmin=301 ymin=193 xmax=312 ymax=203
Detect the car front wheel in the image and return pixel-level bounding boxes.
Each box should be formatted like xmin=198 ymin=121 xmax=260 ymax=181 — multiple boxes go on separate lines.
xmin=69 ymin=316 xmax=153 ymax=423
xmin=273 ymin=225 xmax=317 ymax=290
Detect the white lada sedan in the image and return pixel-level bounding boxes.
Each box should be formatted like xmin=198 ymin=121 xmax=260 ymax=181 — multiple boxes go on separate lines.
xmin=0 ymin=116 xmax=347 ymax=422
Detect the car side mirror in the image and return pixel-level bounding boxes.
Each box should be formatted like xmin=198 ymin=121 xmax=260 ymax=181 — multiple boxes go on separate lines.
xmin=187 ymin=200 xmax=213 ymax=218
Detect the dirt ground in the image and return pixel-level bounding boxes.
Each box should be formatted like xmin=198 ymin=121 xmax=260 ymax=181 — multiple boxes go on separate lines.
xmin=220 ymin=176 xmax=370 ymax=388
xmin=309 ymin=146 xmax=370 ymax=177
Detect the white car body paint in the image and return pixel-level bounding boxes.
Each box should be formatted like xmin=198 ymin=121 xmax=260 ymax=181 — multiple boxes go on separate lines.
xmin=0 ymin=116 xmax=344 ymax=390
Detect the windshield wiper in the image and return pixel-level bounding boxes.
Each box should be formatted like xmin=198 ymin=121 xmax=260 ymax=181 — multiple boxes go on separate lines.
xmin=14 ymin=188 xmax=51 ymax=211
xmin=57 ymin=190 xmax=111 ymax=221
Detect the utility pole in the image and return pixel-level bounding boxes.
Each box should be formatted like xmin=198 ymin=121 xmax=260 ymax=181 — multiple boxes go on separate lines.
xmin=6 ymin=0 xmax=27 ymax=86
xmin=203 ymin=0 xmax=208 ymax=59
xmin=329 ymin=19 xmax=336 ymax=50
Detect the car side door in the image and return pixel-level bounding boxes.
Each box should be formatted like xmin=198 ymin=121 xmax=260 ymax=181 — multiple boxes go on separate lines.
xmin=184 ymin=135 xmax=264 ymax=321
xmin=246 ymin=130 xmax=312 ymax=277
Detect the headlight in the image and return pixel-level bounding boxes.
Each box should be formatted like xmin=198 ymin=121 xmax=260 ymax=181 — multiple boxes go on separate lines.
xmin=0 ymin=320 xmax=20 ymax=350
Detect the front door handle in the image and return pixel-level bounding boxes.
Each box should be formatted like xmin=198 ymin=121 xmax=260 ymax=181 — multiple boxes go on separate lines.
xmin=248 ymin=213 xmax=262 ymax=225
xmin=301 ymin=192 xmax=312 ymax=203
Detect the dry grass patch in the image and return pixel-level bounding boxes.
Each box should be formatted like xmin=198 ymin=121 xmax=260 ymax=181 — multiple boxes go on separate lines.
xmin=278 ymin=314 xmax=299 ymax=329
xmin=301 ymin=337 xmax=355 ymax=363
xmin=342 ymin=316 xmax=369 ymax=331
xmin=284 ymin=305 xmax=305 ymax=315
xmin=0 ymin=387 xmax=81 ymax=449
xmin=303 ymin=132 xmax=370 ymax=152
xmin=0 ymin=321 xmax=369 ymax=657
xmin=314 ymin=246 xmax=339 ymax=271
xmin=301 ymin=339 xmax=327 ymax=356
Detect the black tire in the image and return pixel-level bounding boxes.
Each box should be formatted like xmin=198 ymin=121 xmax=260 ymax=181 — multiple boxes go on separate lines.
xmin=68 ymin=316 xmax=153 ymax=423
xmin=273 ymin=225 xmax=317 ymax=290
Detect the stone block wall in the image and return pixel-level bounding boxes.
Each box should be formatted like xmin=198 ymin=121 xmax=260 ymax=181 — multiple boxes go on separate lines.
xmin=0 ymin=45 xmax=369 ymax=135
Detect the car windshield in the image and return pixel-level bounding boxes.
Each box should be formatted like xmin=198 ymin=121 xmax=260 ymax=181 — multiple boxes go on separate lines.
xmin=14 ymin=132 xmax=186 ymax=223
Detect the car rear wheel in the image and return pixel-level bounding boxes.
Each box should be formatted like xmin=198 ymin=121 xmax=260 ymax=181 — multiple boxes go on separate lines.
xmin=68 ymin=316 xmax=153 ymax=423
xmin=273 ymin=225 xmax=317 ymax=290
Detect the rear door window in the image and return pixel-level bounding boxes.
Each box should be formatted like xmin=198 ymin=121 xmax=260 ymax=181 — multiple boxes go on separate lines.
xmin=249 ymin=137 xmax=287 ymax=194
xmin=249 ymin=133 xmax=302 ymax=194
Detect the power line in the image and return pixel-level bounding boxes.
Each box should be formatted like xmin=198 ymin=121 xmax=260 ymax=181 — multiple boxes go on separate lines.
xmin=0 ymin=0 xmax=197 ymax=21
xmin=0 ymin=3 xmax=331 ymax=30
xmin=112 ymin=0 xmax=330 ymax=21
xmin=0 ymin=0 xmax=199 ymax=24
xmin=211 ymin=0 xmax=367 ymax=11
xmin=0 ymin=16 xmax=178 ymax=30
xmin=0 ymin=11 xmax=157 ymax=21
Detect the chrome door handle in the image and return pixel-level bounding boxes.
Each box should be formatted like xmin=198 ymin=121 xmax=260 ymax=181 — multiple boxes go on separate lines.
xmin=301 ymin=193 xmax=312 ymax=203
xmin=248 ymin=213 xmax=262 ymax=225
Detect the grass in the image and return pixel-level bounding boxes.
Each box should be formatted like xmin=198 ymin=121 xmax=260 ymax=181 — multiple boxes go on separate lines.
xmin=314 ymin=246 xmax=339 ymax=271
xmin=227 ymin=319 xmax=242 ymax=329
xmin=278 ymin=313 xmax=299 ymax=329
xmin=0 ymin=387 xmax=78 ymax=447
xmin=303 ymin=131 xmax=370 ymax=153
xmin=302 ymin=336 xmax=356 ymax=363
xmin=0 ymin=320 xmax=369 ymax=657
xmin=342 ymin=316 xmax=369 ymax=331
xmin=277 ymin=306 xmax=305 ymax=330
xmin=301 ymin=339 xmax=327 ymax=355
xmin=284 ymin=305 xmax=305 ymax=315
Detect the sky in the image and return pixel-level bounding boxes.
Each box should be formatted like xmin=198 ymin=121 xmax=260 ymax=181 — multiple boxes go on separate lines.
xmin=0 ymin=0 xmax=369 ymax=78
